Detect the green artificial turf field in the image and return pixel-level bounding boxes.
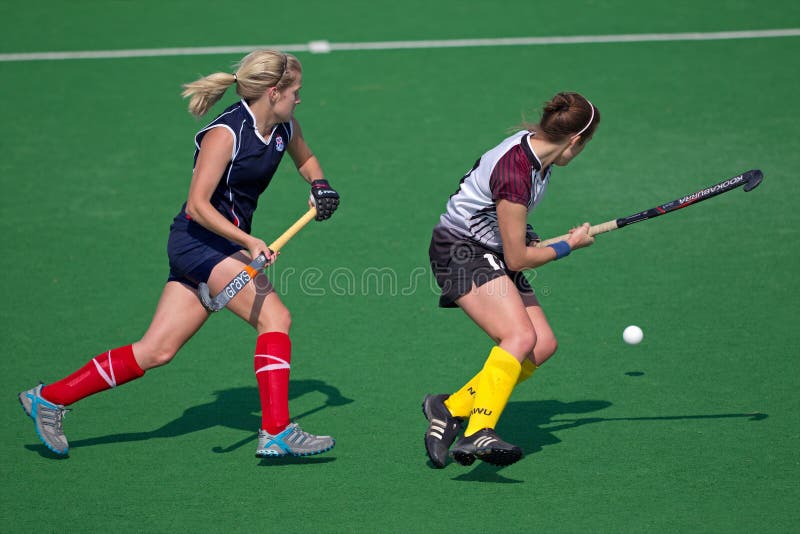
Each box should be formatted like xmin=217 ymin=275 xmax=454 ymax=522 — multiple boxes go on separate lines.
xmin=2 ymin=1 xmax=799 ymax=532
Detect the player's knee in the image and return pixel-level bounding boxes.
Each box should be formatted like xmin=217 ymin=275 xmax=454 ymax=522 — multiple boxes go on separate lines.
xmin=537 ymin=336 xmax=558 ymax=360
xmin=503 ymin=327 xmax=537 ymax=359
xmin=133 ymin=343 xmax=178 ymax=370
xmin=257 ymin=305 xmax=292 ymax=334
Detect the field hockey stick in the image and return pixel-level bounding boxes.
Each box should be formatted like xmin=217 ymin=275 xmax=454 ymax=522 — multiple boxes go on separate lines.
xmin=198 ymin=206 xmax=318 ymax=312
xmin=536 ymin=169 xmax=763 ymax=247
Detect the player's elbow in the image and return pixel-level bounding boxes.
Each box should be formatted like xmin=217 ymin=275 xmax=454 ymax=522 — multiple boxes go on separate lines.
xmin=504 ymin=254 xmax=526 ymax=272
xmin=185 ymin=199 xmax=204 ymax=222
xmin=500 ymin=239 xmax=530 ymax=271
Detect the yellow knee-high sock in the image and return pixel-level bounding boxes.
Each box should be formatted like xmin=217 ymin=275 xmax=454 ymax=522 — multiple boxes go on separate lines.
xmin=518 ymin=358 xmax=538 ymax=383
xmin=444 ymin=372 xmax=481 ymax=419
xmin=464 ymin=346 xmax=521 ymax=437
xmin=445 ymin=358 xmax=537 ymax=418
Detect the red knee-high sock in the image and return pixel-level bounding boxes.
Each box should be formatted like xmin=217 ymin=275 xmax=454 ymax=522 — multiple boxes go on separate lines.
xmin=254 ymin=332 xmax=292 ymax=434
xmin=41 ymin=345 xmax=145 ymax=406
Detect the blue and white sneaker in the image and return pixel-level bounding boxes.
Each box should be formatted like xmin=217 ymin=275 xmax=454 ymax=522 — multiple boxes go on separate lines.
xmin=256 ymin=423 xmax=335 ymax=457
xmin=18 ymin=384 xmax=70 ymax=456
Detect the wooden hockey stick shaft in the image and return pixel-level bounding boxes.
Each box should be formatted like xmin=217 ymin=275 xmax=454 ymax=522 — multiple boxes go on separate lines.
xmin=536 ymin=219 xmax=618 ymax=247
xmin=198 ymin=206 xmax=317 ymax=312
xmin=269 ymin=206 xmax=317 ymax=252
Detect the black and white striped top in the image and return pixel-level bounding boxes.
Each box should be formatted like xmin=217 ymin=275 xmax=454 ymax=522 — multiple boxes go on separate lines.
xmin=438 ymin=131 xmax=551 ymax=252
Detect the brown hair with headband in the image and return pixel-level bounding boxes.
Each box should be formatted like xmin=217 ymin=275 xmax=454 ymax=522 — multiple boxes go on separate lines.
xmin=526 ymin=92 xmax=600 ymax=144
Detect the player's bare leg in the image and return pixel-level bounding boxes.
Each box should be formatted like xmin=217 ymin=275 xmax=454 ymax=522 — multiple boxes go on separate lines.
xmin=437 ymin=291 xmax=553 ymax=418
xmin=446 ymin=277 xmax=531 ymax=466
xmin=208 ymin=252 xmax=335 ymax=457
xmin=521 ymin=292 xmax=558 ymax=366
xmin=458 ymin=276 xmax=537 ymax=362
xmin=19 ymin=282 xmax=209 ymax=456
xmin=207 ymin=252 xmax=291 ymax=334
xmin=132 ymin=281 xmax=212 ymax=369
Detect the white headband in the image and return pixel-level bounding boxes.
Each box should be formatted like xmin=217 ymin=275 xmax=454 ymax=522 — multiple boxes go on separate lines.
xmin=574 ymin=99 xmax=595 ymax=138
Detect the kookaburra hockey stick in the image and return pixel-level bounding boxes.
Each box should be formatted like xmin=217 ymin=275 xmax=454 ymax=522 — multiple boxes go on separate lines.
xmin=198 ymin=206 xmax=317 ymax=312
xmin=537 ymin=169 xmax=763 ymax=247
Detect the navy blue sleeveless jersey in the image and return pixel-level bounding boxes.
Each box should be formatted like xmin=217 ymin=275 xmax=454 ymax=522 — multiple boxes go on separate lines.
xmin=166 ymin=100 xmax=293 ymax=287
xmin=173 ymin=99 xmax=293 ymax=234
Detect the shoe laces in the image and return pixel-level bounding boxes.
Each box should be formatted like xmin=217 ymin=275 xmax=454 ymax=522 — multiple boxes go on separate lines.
xmin=55 ymin=407 xmax=70 ymax=423
xmin=40 ymin=405 xmax=70 ymax=430
xmin=288 ymin=424 xmax=314 ymax=439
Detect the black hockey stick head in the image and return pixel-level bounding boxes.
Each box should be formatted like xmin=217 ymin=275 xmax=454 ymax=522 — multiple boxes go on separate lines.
xmin=196 ymin=253 xmax=269 ymax=314
xmin=197 ymin=282 xmax=219 ymax=312
xmin=742 ymin=169 xmax=764 ymax=192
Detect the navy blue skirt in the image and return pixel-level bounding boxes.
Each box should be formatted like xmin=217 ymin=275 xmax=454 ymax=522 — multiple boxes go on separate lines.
xmin=167 ymin=217 xmax=244 ymax=288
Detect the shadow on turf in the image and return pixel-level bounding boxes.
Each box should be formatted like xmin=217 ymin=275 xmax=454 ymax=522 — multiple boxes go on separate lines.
xmin=449 ymin=400 xmax=767 ymax=482
xmin=25 ymin=380 xmax=353 ymax=458
xmin=257 ymin=456 xmax=337 ymax=467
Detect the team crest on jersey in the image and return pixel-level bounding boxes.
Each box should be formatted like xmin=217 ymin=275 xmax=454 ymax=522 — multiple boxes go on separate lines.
xmin=275 ymin=135 xmax=285 ymax=152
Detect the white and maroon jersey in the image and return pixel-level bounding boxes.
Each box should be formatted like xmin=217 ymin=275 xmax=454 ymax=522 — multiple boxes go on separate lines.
xmin=438 ymin=130 xmax=551 ymax=252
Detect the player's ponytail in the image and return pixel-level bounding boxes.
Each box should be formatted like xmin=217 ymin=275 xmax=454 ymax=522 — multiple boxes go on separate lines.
xmin=181 ymin=73 xmax=237 ymax=117
xmin=181 ymin=49 xmax=302 ymax=118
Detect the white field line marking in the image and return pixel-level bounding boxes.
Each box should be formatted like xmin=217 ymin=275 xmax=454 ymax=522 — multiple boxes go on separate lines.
xmin=1 ymin=29 xmax=799 ymax=62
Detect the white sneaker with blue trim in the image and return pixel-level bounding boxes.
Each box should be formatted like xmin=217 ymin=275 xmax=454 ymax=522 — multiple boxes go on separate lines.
xmin=256 ymin=423 xmax=335 ymax=457
xmin=18 ymin=384 xmax=70 ymax=456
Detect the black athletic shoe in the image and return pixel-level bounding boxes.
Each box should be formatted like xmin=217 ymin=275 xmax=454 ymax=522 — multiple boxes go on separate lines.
xmin=450 ymin=428 xmax=523 ymax=467
xmin=422 ymin=394 xmax=463 ymax=468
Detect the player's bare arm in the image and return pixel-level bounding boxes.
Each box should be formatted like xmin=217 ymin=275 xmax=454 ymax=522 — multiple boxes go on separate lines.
xmin=288 ymin=118 xmax=340 ymax=220
xmin=185 ymin=127 xmax=273 ymax=261
xmin=288 ymin=118 xmax=323 ymax=182
xmin=497 ymin=200 xmax=593 ymax=271
xmin=19 ymin=49 xmax=335 ymax=461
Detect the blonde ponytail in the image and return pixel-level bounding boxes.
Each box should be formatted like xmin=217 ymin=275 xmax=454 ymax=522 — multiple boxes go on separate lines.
xmin=181 ymin=49 xmax=302 ymax=118
xmin=181 ymin=72 xmax=237 ymax=118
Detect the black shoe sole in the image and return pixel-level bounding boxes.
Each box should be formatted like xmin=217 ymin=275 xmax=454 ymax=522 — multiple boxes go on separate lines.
xmin=476 ymin=447 xmax=523 ymax=466
xmin=451 ymin=445 xmax=523 ymax=467
xmin=451 ymin=450 xmax=476 ymax=466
